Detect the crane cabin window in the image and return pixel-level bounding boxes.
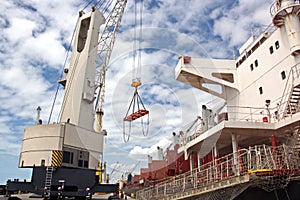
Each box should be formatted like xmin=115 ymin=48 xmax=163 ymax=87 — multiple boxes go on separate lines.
xmin=77 ymin=17 xmax=91 ymax=52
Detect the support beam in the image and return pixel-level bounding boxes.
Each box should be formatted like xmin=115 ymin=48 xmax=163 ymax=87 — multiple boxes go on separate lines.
xmin=231 ymin=133 xmax=239 ymax=175
xmin=197 ymin=151 xmax=201 ymax=169
xmin=190 ymin=152 xmax=194 ymax=172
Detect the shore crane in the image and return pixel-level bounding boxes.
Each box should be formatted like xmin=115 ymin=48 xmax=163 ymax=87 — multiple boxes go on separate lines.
xmin=7 ymin=0 xmax=127 ymax=199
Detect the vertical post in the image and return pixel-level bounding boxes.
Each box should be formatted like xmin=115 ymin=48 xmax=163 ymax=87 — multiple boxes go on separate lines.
xmin=231 ymin=133 xmax=240 ymax=175
xmin=103 ymin=162 xmax=107 ymax=183
xmin=247 ymin=148 xmax=251 ymax=171
xmin=183 ymin=174 xmax=186 ymax=191
xmin=226 ymin=156 xmax=229 ymax=177
xmin=213 ymin=145 xmax=218 ymax=180
xmin=194 ymin=168 xmax=197 ymax=188
xmin=197 ymin=151 xmax=201 ymax=169
xmin=189 ymin=152 xmax=194 ymax=172
xmin=36 ymin=106 xmax=42 ymax=125
xmin=94 ymin=110 xmax=103 ymax=133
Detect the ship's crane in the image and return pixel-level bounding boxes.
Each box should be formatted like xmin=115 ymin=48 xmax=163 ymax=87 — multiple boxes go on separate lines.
xmin=7 ymin=0 xmax=128 ymax=199
xmin=95 ymin=0 xmax=128 ymax=132
xmin=123 ymin=160 xmax=141 ymax=184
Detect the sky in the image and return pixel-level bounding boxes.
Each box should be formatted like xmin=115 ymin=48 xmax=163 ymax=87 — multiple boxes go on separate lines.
xmin=0 ymin=0 xmax=274 ymax=184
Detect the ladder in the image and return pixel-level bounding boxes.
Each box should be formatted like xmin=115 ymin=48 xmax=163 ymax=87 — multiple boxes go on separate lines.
xmin=44 ymin=166 xmax=54 ymax=196
xmin=285 ymin=84 xmax=300 ymax=116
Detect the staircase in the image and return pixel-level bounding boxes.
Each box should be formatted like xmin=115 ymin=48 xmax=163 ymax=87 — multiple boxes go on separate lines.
xmin=284 ymin=84 xmax=300 ymax=116
xmin=44 ymin=167 xmax=54 ymax=196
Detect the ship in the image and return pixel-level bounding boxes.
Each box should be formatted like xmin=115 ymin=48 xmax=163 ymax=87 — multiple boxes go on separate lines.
xmin=123 ymin=0 xmax=300 ymax=199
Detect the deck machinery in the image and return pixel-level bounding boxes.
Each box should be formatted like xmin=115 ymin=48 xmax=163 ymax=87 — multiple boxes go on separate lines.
xmin=7 ymin=1 xmax=127 ymax=199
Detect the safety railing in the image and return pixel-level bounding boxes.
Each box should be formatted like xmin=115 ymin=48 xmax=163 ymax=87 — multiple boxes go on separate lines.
xmin=136 ymin=145 xmax=300 ymax=200
xmin=270 ymin=0 xmax=300 ymax=17
xmin=181 ymin=105 xmax=278 ymax=145
xmin=277 ymin=64 xmax=300 ymax=119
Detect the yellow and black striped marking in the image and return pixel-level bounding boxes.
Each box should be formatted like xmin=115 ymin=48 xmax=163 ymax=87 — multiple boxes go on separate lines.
xmin=51 ymin=150 xmax=62 ymax=167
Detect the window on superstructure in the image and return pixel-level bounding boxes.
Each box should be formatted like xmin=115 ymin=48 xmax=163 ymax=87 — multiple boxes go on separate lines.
xmin=250 ymin=64 xmax=254 ymax=71
xmin=78 ymin=159 xmax=83 ymax=167
xmin=255 ymin=60 xmax=258 ymax=67
xmin=63 ymin=151 xmax=74 ymax=164
xmin=259 ymin=87 xmax=263 ymax=95
xmin=269 ymin=46 xmax=274 ymax=54
xmin=275 ymin=41 xmax=280 ymax=49
xmin=281 ymin=71 xmax=286 ymax=80
xmin=84 ymin=160 xmax=89 ymax=168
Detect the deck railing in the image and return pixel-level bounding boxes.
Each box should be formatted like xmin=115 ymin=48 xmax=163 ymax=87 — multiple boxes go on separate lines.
xmin=181 ymin=104 xmax=278 ymax=145
xmin=270 ymin=0 xmax=300 ymax=17
xmin=136 ymin=145 xmax=300 ymax=200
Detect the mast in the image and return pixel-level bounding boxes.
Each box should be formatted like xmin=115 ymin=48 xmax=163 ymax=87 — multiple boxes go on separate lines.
xmin=59 ymin=7 xmax=105 ymax=130
xmin=271 ymin=0 xmax=300 ymax=55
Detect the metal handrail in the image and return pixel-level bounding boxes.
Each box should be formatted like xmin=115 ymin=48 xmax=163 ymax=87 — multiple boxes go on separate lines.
xmin=278 ymin=64 xmax=300 ymax=119
xmin=270 ymin=0 xmax=300 ymax=17
xmin=136 ymin=145 xmax=299 ymax=199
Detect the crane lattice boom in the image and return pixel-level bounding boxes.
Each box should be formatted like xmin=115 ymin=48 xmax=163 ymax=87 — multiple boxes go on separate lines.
xmin=95 ymin=0 xmax=127 ymax=119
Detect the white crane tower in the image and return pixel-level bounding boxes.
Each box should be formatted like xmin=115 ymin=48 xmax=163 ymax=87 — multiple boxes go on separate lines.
xmin=8 ymin=0 xmax=128 ymax=198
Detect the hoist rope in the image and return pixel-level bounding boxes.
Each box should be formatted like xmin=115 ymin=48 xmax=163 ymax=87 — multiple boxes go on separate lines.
xmin=82 ymin=0 xmax=113 ymax=14
xmin=137 ymin=0 xmax=143 ymax=81
xmin=82 ymin=0 xmax=96 ymax=11
xmin=132 ymin=1 xmax=138 ymax=82
xmin=48 ymin=17 xmax=79 ymax=124
xmin=99 ymin=0 xmax=114 ymax=14
xmin=123 ymin=0 xmax=149 ymax=143
xmin=132 ymin=0 xmax=143 ymax=82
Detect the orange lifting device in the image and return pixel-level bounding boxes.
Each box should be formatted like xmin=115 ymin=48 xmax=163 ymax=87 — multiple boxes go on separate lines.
xmin=123 ymin=81 xmax=149 ymax=142
xmin=124 ymin=81 xmax=149 ymax=122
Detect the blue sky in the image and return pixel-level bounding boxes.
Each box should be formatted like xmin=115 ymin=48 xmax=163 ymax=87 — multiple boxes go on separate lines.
xmin=0 ymin=0 xmax=273 ymax=184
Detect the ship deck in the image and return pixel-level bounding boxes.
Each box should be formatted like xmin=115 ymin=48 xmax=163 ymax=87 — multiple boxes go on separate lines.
xmin=179 ymin=109 xmax=300 ymax=157
xmin=136 ymin=144 xmax=300 ymax=200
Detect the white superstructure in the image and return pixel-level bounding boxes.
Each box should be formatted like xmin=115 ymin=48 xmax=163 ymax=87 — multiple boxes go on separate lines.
xmin=175 ymin=0 xmax=300 ymax=164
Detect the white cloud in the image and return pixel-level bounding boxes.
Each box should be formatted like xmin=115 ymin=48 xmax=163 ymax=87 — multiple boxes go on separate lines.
xmin=211 ymin=0 xmax=273 ymax=47
xmin=129 ymin=137 xmax=172 ymax=159
xmin=4 ymin=18 xmax=37 ymax=43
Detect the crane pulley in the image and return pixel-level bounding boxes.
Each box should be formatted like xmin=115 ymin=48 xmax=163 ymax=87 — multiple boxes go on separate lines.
xmin=123 ymin=0 xmax=149 ymax=143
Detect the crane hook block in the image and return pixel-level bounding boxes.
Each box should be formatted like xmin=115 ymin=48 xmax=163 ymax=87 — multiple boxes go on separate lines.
xmin=131 ymin=81 xmax=141 ymax=88
xmin=123 ymin=109 xmax=149 ymax=122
